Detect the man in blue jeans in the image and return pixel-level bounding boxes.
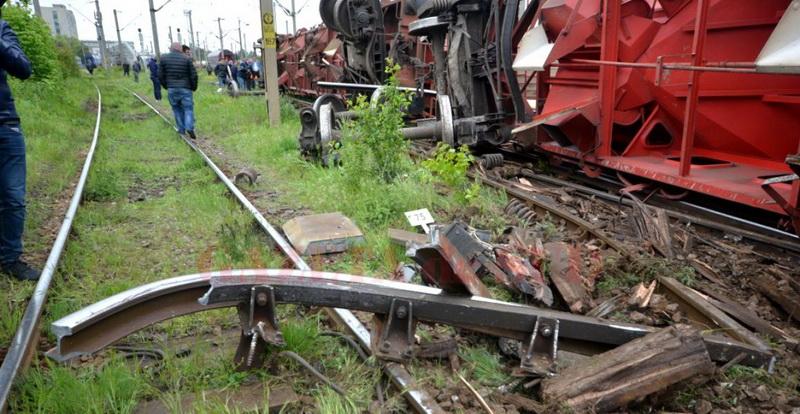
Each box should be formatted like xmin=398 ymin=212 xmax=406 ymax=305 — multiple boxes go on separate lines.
xmin=159 ymin=42 xmax=198 ymax=138
xmin=148 ymin=57 xmax=161 ymax=100
xmin=0 ymin=10 xmax=39 ymax=281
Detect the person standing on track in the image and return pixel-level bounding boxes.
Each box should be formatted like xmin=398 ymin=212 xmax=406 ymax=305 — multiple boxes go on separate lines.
xmin=0 ymin=7 xmax=40 ymax=281
xmin=159 ymin=42 xmax=198 ymax=139
xmin=147 ymin=57 xmax=161 ymax=101
xmin=132 ymin=57 xmax=141 ymax=83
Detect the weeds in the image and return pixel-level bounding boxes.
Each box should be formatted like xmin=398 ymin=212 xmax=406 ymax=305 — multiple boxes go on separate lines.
xmin=422 ymin=143 xmax=481 ymax=204
xmin=459 ymin=346 xmax=510 ymax=387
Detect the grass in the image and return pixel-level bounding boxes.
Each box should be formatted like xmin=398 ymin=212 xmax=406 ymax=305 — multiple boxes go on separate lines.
xmin=0 ymin=76 xmax=97 ymax=345
xmin=459 ymin=346 xmax=511 ymax=387
xmin=596 ymin=255 xmax=696 ymax=296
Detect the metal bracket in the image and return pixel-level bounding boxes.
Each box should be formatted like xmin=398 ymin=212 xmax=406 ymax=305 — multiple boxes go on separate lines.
xmin=372 ymin=299 xmax=416 ymax=362
xmin=760 ymin=173 xmax=800 ymax=234
xmin=234 ymin=285 xmax=285 ymax=370
xmin=518 ymin=317 xmax=559 ymax=377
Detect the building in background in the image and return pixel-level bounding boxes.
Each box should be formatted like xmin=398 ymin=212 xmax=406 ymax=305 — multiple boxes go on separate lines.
xmin=41 ymin=4 xmax=79 ymax=39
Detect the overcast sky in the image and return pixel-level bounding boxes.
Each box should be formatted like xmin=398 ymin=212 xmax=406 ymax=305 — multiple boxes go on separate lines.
xmin=41 ymin=0 xmax=323 ymax=54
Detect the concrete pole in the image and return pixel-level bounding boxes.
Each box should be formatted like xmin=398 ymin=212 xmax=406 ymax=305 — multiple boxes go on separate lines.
xmin=238 ymin=19 xmax=244 ymax=58
xmin=94 ymin=0 xmax=108 ymax=68
xmin=243 ymin=33 xmax=248 ymax=56
xmin=186 ymin=11 xmax=196 ymax=57
xmin=113 ymin=9 xmax=122 ymax=64
xmin=138 ymin=28 xmax=145 ymax=54
xmin=168 ymin=26 xmax=173 ymax=43
xmin=32 ymin=0 xmax=42 ymax=17
xmin=217 ymin=18 xmax=225 ymax=52
xmin=260 ymin=0 xmax=281 ymax=126
xmin=148 ymin=0 xmax=161 ymax=59
xmin=290 ymin=0 xmax=297 ymax=34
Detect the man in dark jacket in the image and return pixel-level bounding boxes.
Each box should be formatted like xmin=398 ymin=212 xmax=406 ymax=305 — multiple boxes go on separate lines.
xmin=159 ymin=42 xmax=198 ymax=138
xmin=0 ymin=15 xmax=39 ymax=280
xmin=147 ymin=57 xmax=161 ymax=100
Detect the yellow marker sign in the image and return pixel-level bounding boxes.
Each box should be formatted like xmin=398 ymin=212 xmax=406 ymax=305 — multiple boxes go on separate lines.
xmin=262 ymin=12 xmax=277 ymax=49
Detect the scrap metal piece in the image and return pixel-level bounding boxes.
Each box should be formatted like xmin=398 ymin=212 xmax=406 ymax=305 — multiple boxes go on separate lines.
xmin=282 ymin=212 xmax=365 ymax=255
xmin=519 ymin=317 xmax=559 ymax=377
xmin=407 ymin=223 xmax=492 ymax=297
xmin=234 ymin=285 xmax=285 ymax=370
xmin=233 ymin=168 xmax=260 ymax=186
xmin=49 ymin=269 xmax=773 ymax=369
xmin=494 ymin=248 xmax=553 ymax=305
xmin=373 ymin=299 xmax=417 ymax=362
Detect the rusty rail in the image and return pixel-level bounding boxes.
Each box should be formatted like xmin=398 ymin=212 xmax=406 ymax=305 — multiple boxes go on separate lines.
xmin=0 ymin=85 xmax=103 ymax=411
xmin=127 ymin=90 xmax=442 ymax=413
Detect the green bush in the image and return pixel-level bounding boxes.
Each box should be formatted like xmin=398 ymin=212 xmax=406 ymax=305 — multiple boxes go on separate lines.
xmin=54 ymin=36 xmax=82 ymax=78
xmin=3 ymin=4 xmax=60 ymax=83
xmin=422 ymin=143 xmax=481 ymax=204
xmin=339 ymin=61 xmax=412 ymax=185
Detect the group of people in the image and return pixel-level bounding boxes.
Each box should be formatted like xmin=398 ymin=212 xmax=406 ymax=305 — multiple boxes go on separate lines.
xmin=121 ymin=57 xmax=144 ymax=82
xmin=214 ymin=58 xmax=260 ymax=91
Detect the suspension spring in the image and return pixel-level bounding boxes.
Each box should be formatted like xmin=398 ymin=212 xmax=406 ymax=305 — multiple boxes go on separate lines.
xmin=505 ymin=199 xmax=537 ymax=225
xmin=480 ymin=153 xmax=504 ymax=169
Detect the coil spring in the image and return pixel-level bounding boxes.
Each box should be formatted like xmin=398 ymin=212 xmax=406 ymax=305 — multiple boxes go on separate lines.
xmin=480 ymin=153 xmax=504 ymax=169
xmin=427 ymin=0 xmax=451 ymax=14
xmin=505 ymin=199 xmax=537 ymax=225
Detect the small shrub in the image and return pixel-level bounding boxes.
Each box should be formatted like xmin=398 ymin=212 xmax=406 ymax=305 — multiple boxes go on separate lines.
xmin=422 ymin=143 xmax=480 ymax=204
xmin=339 ymin=60 xmax=412 ymax=185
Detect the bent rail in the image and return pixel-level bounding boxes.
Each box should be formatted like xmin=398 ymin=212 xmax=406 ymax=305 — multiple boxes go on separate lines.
xmin=49 ymin=269 xmax=774 ymax=370
xmin=0 ymin=85 xmax=103 ymax=410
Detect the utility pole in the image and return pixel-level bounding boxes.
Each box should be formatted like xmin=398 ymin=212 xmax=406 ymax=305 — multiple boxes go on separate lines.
xmin=94 ymin=0 xmax=108 ymax=68
xmin=216 ymin=18 xmax=225 ymax=52
xmin=168 ymin=26 xmax=173 ymax=43
xmin=32 ymin=0 xmax=42 ymax=17
xmin=259 ymin=0 xmax=281 ymax=126
xmin=243 ymin=33 xmax=248 ymax=57
xmin=291 ymin=0 xmax=297 ymax=33
xmin=138 ymin=28 xmax=145 ymax=55
xmin=238 ymin=19 xmax=244 ymax=58
xmin=113 ymin=9 xmax=122 ymax=65
xmin=148 ymin=0 xmax=161 ymax=59
xmin=185 ymin=10 xmax=196 ymax=57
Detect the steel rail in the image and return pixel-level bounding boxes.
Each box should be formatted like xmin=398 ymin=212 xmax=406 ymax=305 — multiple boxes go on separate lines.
xmin=48 ymin=269 xmax=774 ymax=370
xmin=515 ymin=169 xmax=800 ymax=252
xmin=0 ymin=85 xmax=103 ymax=411
xmin=126 ymin=90 xmax=441 ymax=413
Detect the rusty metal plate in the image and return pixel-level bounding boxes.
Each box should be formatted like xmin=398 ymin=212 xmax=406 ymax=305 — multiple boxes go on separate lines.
xmin=282 ymin=212 xmax=365 ymax=255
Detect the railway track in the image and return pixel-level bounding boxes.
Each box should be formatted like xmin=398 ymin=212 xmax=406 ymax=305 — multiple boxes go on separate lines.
xmin=0 ymin=85 xmax=103 ymax=411
xmin=125 ymin=89 xmax=441 ymax=413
